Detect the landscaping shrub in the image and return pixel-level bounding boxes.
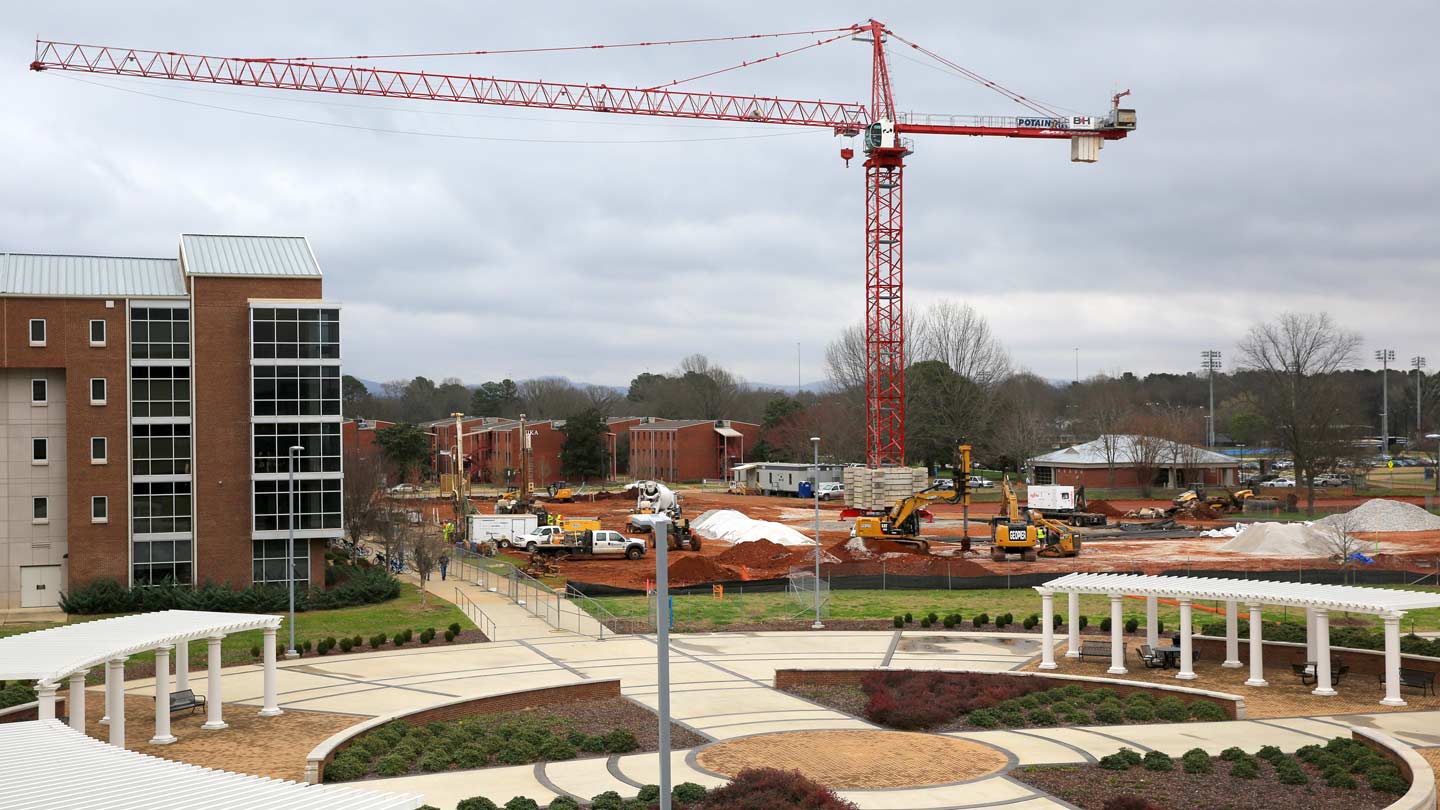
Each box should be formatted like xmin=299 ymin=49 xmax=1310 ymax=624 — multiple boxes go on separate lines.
xmin=1093 ymin=701 xmax=1124 ymax=725
xmin=1219 ymin=746 xmax=1249 ymax=762
xmin=1187 ymin=701 xmax=1227 ymax=721
xmin=0 ymin=682 xmax=37 ymax=710
xmin=927 ymin=612 xmax=939 ymax=624
xmin=672 ymin=782 xmax=708 ymax=804
xmin=547 ymin=799 xmax=581 ymax=810
xmin=60 ymin=569 xmax=401 ymax=614
xmin=1323 ymin=765 xmax=1357 ymax=789
xmin=394 ymin=634 xmax=407 ymax=647
xmin=1255 ymin=745 xmax=1285 ymax=764
xmin=579 ymin=734 xmax=607 ymax=753
xmin=1022 ymin=617 xmax=1036 ymax=630
xmin=1099 ymin=751 xmax=1135 ymax=771
xmin=1054 ymin=613 xmax=1063 ymax=629
xmin=1122 ymin=701 xmax=1154 ymax=722
xmin=376 ymin=754 xmax=410 ymax=776
xmin=497 ymin=740 xmax=539 ymax=765
xmin=324 ymin=753 xmax=368 ymax=782
xmin=1230 ymin=758 xmax=1260 ymax=779
xmin=504 ymin=798 xmax=539 ymax=810
xmin=1154 ymin=697 xmax=1188 ymax=722
xmin=370 ymin=633 xmax=387 ymax=649
xmin=353 ymin=634 xmax=364 ymax=647
xmin=1026 ymin=708 xmax=1056 ymax=726
xmin=1100 ymin=617 xmax=1112 ymax=632
xmin=692 ymin=768 xmax=856 ymax=809
xmin=589 ymin=792 xmax=624 ymax=810
xmin=457 ymin=799 xmax=499 ymax=810
xmin=419 ymin=749 xmax=453 ymax=772
xmin=540 ymin=739 xmax=576 ymax=761
xmin=904 ymin=612 xmax=913 ymax=624
xmin=250 ymin=644 xmax=261 ymax=658
xmin=445 ymin=629 xmax=457 ymax=642
xmin=1079 ymin=615 xmax=1088 ymax=630
xmin=602 ymin=729 xmax=639 ymax=753
xmin=972 ymin=612 xmax=988 ymax=628
xmin=1142 ymin=751 xmax=1173 ymax=772
xmin=1102 ymin=797 xmax=1161 ymax=810
xmin=966 ymin=709 xmax=1000 ymax=728
xmin=1155 ymin=620 xmax=1163 ymax=634
xmin=943 ymin=615 xmax=957 ymax=629
xmin=1181 ymin=748 xmax=1212 ymax=774
xmin=637 ymin=785 xmax=661 ymax=802
xmin=1275 ymin=759 xmax=1309 ymax=785
xmin=1124 ymin=618 xmax=1138 ymax=633
xmin=339 ymin=637 xmax=354 ymax=653
xmin=456 ymin=745 xmax=488 ymax=769
xmin=1002 ymin=612 xmax=1013 ymax=625
xmin=422 ymin=628 xmax=436 ymax=643
xmin=449 ymin=622 xmax=462 ymax=635
xmin=920 ymin=617 xmax=931 ymax=628
xmin=1368 ymin=767 xmax=1409 ymax=795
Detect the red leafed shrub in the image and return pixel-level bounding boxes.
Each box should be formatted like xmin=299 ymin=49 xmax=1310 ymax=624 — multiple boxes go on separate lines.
xmin=1103 ymin=796 xmax=1162 ymax=810
xmin=695 ymin=768 xmax=858 ymax=809
xmin=860 ymin=671 xmax=1044 ymax=730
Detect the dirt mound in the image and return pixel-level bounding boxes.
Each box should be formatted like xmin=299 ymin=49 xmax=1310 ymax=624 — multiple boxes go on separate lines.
xmin=667 ymin=555 xmax=736 ymax=585
xmin=716 ymin=538 xmax=791 ymax=567
xmin=1086 ymin=499 xmax=1126 ymax=517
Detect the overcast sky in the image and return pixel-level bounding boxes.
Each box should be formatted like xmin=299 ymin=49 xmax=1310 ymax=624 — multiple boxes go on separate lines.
xmin=5 ymin=2 xmax=1437 ymax=388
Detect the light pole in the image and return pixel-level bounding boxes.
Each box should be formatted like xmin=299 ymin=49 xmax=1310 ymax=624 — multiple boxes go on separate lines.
xmin=653 ymin=517 xmax=673 ymax=810
xmin=1201 ymin=350 xmax=1221 ymax=447
xmin=1428 ymin=434 xmax=1440 ymax=495
xmin=1073 ymin=347 xmax=1079 ymax=383
xmin=810 ymin=436 xmax=824 ymax=630
xmin=1377 ymin=349 xmax=1395 ymax=457
xmin=1413 ymin=357 xmax=1427 ymax=433
xmin=286 ymin=444 xmax=304 ymax=659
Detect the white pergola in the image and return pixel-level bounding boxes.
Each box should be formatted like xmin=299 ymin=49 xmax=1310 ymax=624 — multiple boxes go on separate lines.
xmin=0 ymin=610 xmax=284 ymax=746
xmin=0 ymin=720 xmax=422 ymax=809
xmin=1035 ymin=573 xmax=1440 ymax=706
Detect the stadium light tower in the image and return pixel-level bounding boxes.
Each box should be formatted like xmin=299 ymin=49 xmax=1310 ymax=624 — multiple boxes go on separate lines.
xmin=1377 ymin=349 xmax=1395 ymax=456
xmin=1413 ymin=356 xmax=1427 ymax=433
xmin=1201 ymin=350 xmax=1222 ymax=447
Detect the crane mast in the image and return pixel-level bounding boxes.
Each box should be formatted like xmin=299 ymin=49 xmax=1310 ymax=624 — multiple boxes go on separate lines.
xmin=30 ymin=21 xmax=1135 ymax=468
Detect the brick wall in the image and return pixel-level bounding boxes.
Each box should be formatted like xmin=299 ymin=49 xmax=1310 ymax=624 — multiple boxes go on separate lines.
xmin=1193 ymin=635 xmax=1440 ymax=679
xmin=191 ymin=276 xmax=322 ymax=588
xmin=64 ymin=301 xmax=130 ymax=588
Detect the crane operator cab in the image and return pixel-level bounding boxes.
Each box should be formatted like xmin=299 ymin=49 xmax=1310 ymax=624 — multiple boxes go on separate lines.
xmin=864 ymin=119 xmax=897 ymax=152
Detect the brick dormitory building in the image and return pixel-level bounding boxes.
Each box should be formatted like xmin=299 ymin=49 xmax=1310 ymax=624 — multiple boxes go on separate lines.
xmin=1 ymin=235 xmax=344 ymax=612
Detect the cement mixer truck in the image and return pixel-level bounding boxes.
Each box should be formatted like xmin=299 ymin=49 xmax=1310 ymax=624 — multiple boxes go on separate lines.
xmin=625 ymin=480 xmax=700 ymax=551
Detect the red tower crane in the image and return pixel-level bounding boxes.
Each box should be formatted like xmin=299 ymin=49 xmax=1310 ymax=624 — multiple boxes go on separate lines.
xmin=30 ymin=19 xmax=1135 ymax=467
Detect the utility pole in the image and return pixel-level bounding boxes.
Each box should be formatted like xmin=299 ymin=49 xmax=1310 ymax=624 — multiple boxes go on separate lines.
xmin=810 ymin=436 xmax=824 ymax=630
xmin=1377 ymin=350 xmax=1395 ymax=457
xmin=1201 ymin=350 xmax=1222 ymax=447
xmin=1413 ymin=356 xmax=1427 ymax=433
xmin=1073 ymin=348 xmax=1079 ymax=384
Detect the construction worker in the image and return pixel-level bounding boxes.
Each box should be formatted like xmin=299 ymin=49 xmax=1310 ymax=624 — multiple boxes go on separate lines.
xmin=1036 ymin=525 xmax=1048 ymax=548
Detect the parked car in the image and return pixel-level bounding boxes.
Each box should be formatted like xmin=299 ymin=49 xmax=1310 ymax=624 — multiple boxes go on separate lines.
xmin=1259 ymin=477 xmax=1296 ymax=488
xmin=1272 ymin=459 xmax=1294 ymax=470
xmin=968 ymin=475 xmax=997 ymax=489
xmin=1239 ymin=460 xmax=1262 ymax=471
xmin=817 ymin=482 xmax=845 ymax=501
xmin=1242 ymin=473 xmax=1278 ymax=488
xmin=1313 ymin=473 xmax=1351 ymax=487
xmin=388 ymin=483 xmax=421 ymax=494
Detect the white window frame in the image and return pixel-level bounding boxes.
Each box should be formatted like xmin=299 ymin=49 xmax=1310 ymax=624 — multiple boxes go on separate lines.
xmin=91 ymin=436 xmax=108 ymax=465
xmin=30 ymin=378 xmax=47 ymax=406
xmin=90 ymin=377 xmax=107 ymax=406
xmin=91 ymin=496 xmax=109 ymax=524
xmin=28 ymin=318 xmax=46 ymax=347
xmin=89 ymin=318 xmax=107 ymax=347
xmin=31 ymin=437 xmax=48 ymax=465
xmin=32 ymin=496 xmax=48 ymax=524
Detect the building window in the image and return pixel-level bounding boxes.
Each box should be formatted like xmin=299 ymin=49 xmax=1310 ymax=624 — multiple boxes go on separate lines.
xmin=30 ymin=379 xmax=47 ymax=405
xmin=131 ymin=365 xmax=191 ymax=418
xmin=90 ymin=378 xmax=107 ymax=405
xmin=132 ymin=538 xmax=192 ymax=586
xmin=130 ymin=306 xmax=190 ymax=360
xmin=252 ymin=365 xmax=341 ymax=417
xmin=252 ymin=538 xmax=310 ymax=585
xmin=89 ymin=319 xmax=107 ymax=346
xmin=91 ymin=437 xmax=108 ymax=464
xmin=254 ymin=478 xmax=341 ymax=532
xmin=253 ymin=422 xmax=342 ymax=474
xmin=132 ymin=480 xmax=192 ymax=535
xmin=32 ymin=497 xmax=48 ymax=523
xmin=32 ymin=437 xmax=48 ymax=465
xmin=131 ymin=423 xmax=192 ymax=477
xmin=92 ymin=496 xmax=108 ymax=523
xmin=251 ymin=307 xmax=339 ymax=360
xmin=28 ymin=319 xmax=45 ymax=346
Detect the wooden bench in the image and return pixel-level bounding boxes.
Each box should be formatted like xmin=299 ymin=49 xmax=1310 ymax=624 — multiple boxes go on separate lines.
xmin=1078 ymin=641 xmax=1111 ymax=661
xmin=1381 ymin=667 xmax=1437 ymax=696
xmin=170 ymin=689 xmax=206 ymax=715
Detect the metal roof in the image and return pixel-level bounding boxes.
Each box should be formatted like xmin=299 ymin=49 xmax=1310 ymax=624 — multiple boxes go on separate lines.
xmin=1037 ymin=573 xmax=1440 ymax=615
xmin=0 ymin=721 xmax=422 ymax=810
xmin=1 ymin=253 xmax=185 ymax=297
xmin=1030 ymin=435 xmax=1237 ymax=467
xmin=0 ymin=609 xmax=280 ymax=684
xmin=181 ymin=234 xmax=322 ymax=278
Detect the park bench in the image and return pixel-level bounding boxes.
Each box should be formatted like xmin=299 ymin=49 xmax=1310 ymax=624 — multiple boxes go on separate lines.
xmin=1380 ymin=667 xmax=1437 ymax=696
xmin=170 ymin=689 xmax=206 ymax=715
xmin=1079 ymin=641 xmax=1111 ymax=661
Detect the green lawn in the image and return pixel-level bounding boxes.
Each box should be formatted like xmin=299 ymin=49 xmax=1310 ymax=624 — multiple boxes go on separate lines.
xmin=0 ymin=582 xmax=472 ymax=672
xmin=587 ymin=586 xmax=1440 ymax=633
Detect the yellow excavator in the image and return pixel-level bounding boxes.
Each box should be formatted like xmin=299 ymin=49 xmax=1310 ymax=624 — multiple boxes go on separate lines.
xmin=1173 ymin=486 xmax=1254 ymax=513
xmin=990 ymin=477 xmax=1082 ymax=561
xmin=851 ymin=446 xmax=972 ymax=553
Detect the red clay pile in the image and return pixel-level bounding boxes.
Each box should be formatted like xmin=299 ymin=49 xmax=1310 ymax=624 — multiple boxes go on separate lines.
xmin=715 ymin=538 xmax=792 ymax=567
xmin=667 ymin=555 xmax=736 ymax=585
xmin=1085 ymin=499 xmax=1125 ymax=517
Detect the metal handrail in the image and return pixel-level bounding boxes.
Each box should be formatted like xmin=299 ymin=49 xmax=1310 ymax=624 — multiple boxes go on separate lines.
xmin=452 ymin=586 xmax=497 ymax=640
xmin=566 ymin=584 xmax=651 ymax=637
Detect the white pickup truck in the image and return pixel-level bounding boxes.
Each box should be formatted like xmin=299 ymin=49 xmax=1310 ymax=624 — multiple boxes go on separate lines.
xmin=513 ymin=527 xmax=647 ymax=559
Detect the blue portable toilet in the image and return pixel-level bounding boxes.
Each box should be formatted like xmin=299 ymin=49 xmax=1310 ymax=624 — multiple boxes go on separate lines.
xmin=797 ymin=480 xmax=814 ymax=499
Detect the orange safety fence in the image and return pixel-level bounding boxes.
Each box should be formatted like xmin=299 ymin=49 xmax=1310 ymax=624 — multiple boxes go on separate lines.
xmin=1123 ymin=594 xmax=1225 ymax=614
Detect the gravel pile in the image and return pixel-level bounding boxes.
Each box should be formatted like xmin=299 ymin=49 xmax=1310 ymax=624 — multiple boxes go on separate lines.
xmin=1220 ymin=522 xmax=1329 ymax=557
xmin=1314 ymin=498 xmax=1440 ymax=533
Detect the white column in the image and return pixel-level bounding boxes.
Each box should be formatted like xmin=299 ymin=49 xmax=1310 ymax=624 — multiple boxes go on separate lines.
xmin=68 ymin=670 xmax=88 ymax=731
xmin=1305 ymin=607 xmax=1317 ymax=662
xmin=1065 ymin=592 xmax=1081 ymax=657
xmin=1107 ymin=594 xmax=1127 ymax=675
xmin=259 ymin=627 xmax=283 ymax=717
xmin=202 ymin=635 xmax=227 ymax=730
xmin=150 ymin=645 xmax=176 ymax=744
xmin=36 ymin=681 xmax=58 ymax=721
xmin=1381 ymin=612 xmax=1406 ymax=707
xmin=174 ymin=639 xmax=190 ymax=692
xmin=1312 ymin=609 xmax=1335 ymax=697
xmin=1040 ymin=591 xmax=1057 ymax=670
xmin=1223 ymin=600 xmax=1242 ymax=667
xmin=1177 ymin=599 xmax=1196 ymax=680
xmin=100 ymin=660 xmax=113 ymax=725
xmin=107 ymin=657 xmax=127 ymax=747
xmin=1245 ymin=603 xmax=1267 ymax=687
xmin=1145 ymin=596 xmax=1158 ymax=649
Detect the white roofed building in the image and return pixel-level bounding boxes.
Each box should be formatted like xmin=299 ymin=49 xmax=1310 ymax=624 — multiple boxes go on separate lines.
xmin=1028 ymin=434 xmax=1239 ymax=489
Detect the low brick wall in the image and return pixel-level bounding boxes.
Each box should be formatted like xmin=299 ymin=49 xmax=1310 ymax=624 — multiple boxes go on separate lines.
xmin=305 ymin=679 xmax=620 ymax=783
xmin=1352 ymin=728 xmax=1436 ymax=810
xmin=1193 ymin=635 xmax=1440 ymax=679
xmin=0 ymin=698 xmax=66 ymax=724
xmin=775 ymin=669 xmax=1245 ymax=719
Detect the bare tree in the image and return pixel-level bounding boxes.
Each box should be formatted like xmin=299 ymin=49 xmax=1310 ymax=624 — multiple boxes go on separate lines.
xmin=520 ymin=377 xmax=590 ymax=419
xmin=824 ymin=314 xmax=917 ymax=394
xmin=1318 ymin=513 xmax=1365 ymax=583
xmin=409 ymin=526 xmax=449 ymax=606
xmin=912 ymin=300 xmax=1013 ymax=387
xmin=342 ymin=449 xmax=385 ymax=554
xmin=1081 ymin=379 xmax=1134 ymax=489
xmin=989 ymin=378 xmax=1052 ymax=476
xmin=1156 ymin=405 xmax=1208 ymax=487
xmin=1238 ymin=312 xmax=1363 ymax=515
xmin=1124 ymin=410 xmax=1169 ymax=496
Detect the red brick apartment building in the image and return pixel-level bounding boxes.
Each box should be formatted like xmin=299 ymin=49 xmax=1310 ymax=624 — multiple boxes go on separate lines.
xmin=425 ymin=415 xmax=643 ymax=486
xmin=628 ymin=418 xmax=759 ymax=482
xmin=1 ymin=235 xmax=343 ymax=611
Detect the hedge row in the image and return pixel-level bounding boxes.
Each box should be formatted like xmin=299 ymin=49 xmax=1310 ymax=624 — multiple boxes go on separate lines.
xmin=59 ymin=566 xmax=400 ymax=615
xmin=440 ymin=767 xmax=854 ymax=809
xmin=1199 ymin=619 xmax=1440 ymax=658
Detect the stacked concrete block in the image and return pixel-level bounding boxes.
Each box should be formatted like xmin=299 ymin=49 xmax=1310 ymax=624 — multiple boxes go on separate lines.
xmin=843 ymin=467 xmax=929 ymax=510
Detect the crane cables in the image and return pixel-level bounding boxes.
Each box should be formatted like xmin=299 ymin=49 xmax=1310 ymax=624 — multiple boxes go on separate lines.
xmin=883 ymin=29 xmax=1065 ymax=120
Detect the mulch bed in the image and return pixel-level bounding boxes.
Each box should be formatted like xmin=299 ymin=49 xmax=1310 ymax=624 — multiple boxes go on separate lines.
xmin=547 ymin=697 xmax=708 ymax=751
xmin=1013 ymin=760 xmax=1399 ymax=810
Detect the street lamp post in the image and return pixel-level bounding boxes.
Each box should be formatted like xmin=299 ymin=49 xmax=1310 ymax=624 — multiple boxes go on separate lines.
xmin=810 ymin=436 xmax=824 ymax=630
xmin=1377 ymin=349 xmax=1395 ymax=457
xmin=1413 ymin=357 xmax=1427 ymax=434
xmin=286 ymin=444 xmax=305 ymax=659
xmin=653 ymin=518 xmax=673 ymax=810
xmin=1201 ymin=350 xmax=1222 ymax=447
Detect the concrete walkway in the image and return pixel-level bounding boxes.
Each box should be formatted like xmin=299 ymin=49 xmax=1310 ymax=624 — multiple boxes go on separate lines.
xmin=110 ymin=584 xmax=1440 ymax=809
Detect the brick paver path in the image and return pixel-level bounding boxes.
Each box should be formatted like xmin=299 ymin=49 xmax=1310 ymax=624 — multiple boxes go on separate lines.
xmin=695 ymin=730 xmax=1009 ymax=789
xmin=1029 ymin=639 xmax=1440 ymax=718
